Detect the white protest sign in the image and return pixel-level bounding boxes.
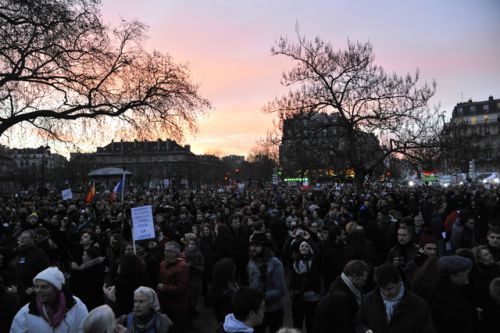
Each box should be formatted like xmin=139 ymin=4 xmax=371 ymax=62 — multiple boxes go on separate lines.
xmin=61 ymin=188 xmax=73 ymax=201
xmin=131 ymin=205 xmax=155 ymax=241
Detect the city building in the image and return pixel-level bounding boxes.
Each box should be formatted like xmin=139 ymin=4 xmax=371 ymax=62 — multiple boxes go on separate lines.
xmin=9 ymin=146 xmax=67 ymax=170
xmin=70 ymin=139 xmax=221 ymax=186
xmin=280 ymin=112 xmax=382 ymax=179
xmin=442 ymin=96 xmax=500 ymax=173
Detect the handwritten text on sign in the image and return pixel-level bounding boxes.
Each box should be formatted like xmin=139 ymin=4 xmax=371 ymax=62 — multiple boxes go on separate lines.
xmin=131 ymin=205 xmax=155 ymax=241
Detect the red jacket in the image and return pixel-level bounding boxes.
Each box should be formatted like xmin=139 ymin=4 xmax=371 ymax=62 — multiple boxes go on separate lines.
xmin=157 ymin=258 xmax=190 ymax=311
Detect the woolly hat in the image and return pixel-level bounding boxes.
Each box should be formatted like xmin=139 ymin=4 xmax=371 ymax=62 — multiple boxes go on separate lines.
xmin=418 ymin=233 xmax=438 ymax=247
xmin=33 ymin=267 xmax=65 ymax=291
xmin=438 ymin=256 xmax=473 ymax=276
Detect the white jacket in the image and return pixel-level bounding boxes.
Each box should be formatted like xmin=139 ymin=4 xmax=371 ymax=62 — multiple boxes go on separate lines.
xmin=10 ymin=295 xmax=88 ymax=333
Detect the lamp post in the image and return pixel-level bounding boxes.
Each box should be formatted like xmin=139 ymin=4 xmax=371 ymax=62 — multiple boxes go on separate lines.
xmin=440 ymin=112 xmax=448 ymax=174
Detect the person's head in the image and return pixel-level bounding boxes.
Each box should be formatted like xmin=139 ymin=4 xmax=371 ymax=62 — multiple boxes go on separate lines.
xmin=489 ymin=277 xmax=500 ymax=304
xmin=232 ymin=287 xmax=266 ymax=327
xmin=133 ymin=286 xmax=160 ymax=318
xmin=343 ymin=260 xmax=370 ymax=289
xmin=487 ymin=227 xmax=500 ymax=249
xmin=414 ymin=214 xmax=425 ymax=227
xmin=298 ymin=241 xmax=313 ymax=257
xmin=119 ymin=254 xmax=146 ymax=277
xmin=82 ymin=305 xmax=117 ymax=333
xmin=135 ymin=242 xmax=148 ymax=258
xmin=422 ymin=242 xmax=438 ymax=257
xmin=164 ymin=241 xmax=181 ymax=264
xmin=82 ymin=246 xmax=101 ymax=263
xmin=472 ymin=245 xmax=495 ymax=266
xmin=17 ymin=230 xmax=35 ymax=248
xmin=230 ymin=215 xmax=241 ymax=229
xmin=438 ymin=255 xmax=473 ymax=286
xmin=397 ymin=226 xmax=412 ymax=245
xmin=249 ymin=233 xmax=268 ymax=258
xmin=27 ymin=212 xmax=38 ymax=225
xmin=80 ymin=230 xmax=95 ymax=247
xmin=33 ymin=267 xmax=65 ymax=304
xmin=202 ymin=224 xmax=212 ymax=237
xmin=374 ymin=263 xmax=402 ymax=300
xmin=211 ymin=258 xmax=236 ymax=288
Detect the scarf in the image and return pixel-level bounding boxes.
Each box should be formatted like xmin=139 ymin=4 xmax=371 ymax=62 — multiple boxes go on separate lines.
xmin=36 ymin=292 xmax=67 ymax=328
xmin=129 ymin=312 xmax=163 ymax=333
xmin=340 ymin=272 xmax=362 ymax=305
xmin=293 ymin=258 xmax=312 ymax=274
xmin=380 ymin=282 xmax=405 ymax=322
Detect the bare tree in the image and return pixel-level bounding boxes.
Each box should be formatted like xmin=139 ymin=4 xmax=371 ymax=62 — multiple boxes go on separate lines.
xmin=0 ymin=0 xmax=210 ymax=142
xmin=265 ymin=29 xmax=440 ymax=189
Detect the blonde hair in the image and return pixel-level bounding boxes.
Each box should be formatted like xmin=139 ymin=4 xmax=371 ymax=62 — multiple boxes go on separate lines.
xmin=82 ymin=305 xmax=116 ymax=333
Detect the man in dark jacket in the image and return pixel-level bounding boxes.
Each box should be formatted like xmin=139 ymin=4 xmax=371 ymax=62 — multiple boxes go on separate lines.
xmin=355 ymin=263 xmax=436 ymax=333
xmin=15 ymin=230 xmax=49 ymax=300
xmin=313 ymin=260 xmax=369 ymax=333
xmin=385 ymin=226 xmax=419 ymax=282
xmin=430 ymin=255 xmax=478 ymax=333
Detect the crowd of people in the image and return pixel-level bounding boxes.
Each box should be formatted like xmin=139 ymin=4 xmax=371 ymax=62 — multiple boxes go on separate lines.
xmin=1 ymin=181 xmax=500 ymax=333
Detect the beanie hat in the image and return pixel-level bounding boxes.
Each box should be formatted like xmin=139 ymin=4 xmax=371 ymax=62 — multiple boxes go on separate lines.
xmin=438 ymin=256 xmax=473 ymax=276
xmin=164 ymin=241 xmax=181 ymax=254
xmin=33 ymin=267 xmax=65 ymax=290
xmin=418 ymin=233 xmax=438 ymax=247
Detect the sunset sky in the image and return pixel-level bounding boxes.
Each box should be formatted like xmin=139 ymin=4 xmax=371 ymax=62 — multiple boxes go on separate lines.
xmin=5 ymin=0 xmax=500 ymax=157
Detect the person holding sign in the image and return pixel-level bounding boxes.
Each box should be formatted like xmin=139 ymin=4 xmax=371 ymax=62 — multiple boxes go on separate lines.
xmin=157 ymin=241 xmax=189 ymax=333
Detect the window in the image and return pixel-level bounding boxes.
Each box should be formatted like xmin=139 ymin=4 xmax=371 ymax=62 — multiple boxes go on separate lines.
xmin=470 ymin=116 xmax=476 ymax=125
xmin=470 ymin=105 xmax=476 ymax=113
xmin=457 ymin=107 xmax=463 ymax=115
xmin=483 ymin=104 xmax=489 ymax=112
xmin=484 ymin=115 xmax=489 ymax=124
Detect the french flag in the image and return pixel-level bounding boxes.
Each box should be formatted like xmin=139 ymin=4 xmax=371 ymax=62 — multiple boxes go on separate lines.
xmin=109 ymin=181 xmax=122 ymax=203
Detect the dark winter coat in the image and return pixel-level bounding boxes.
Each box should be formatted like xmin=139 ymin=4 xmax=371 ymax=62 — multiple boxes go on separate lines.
xmin=355 ymin=288 xmax=436 ymax=333
xmin=430 ymin=277 xmax=478 ymax=333
xmin=313 ymin=277 xmax=359 ymax=333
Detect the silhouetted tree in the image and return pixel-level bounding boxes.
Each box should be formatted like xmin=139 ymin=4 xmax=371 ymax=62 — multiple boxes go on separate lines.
xmin=0 ymin=0 xmax=210 ymax=141
xmin=265 ymin=29 xmax=441 ymax=189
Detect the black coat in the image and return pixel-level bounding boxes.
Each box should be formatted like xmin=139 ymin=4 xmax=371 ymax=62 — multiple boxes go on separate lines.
xmin=355 ymin=288 xmax=436 ymax=333
xmin=430 ymin=278 xmax=478 ymax=333
xmin=313 ymin=277 xmax=359 ymax=333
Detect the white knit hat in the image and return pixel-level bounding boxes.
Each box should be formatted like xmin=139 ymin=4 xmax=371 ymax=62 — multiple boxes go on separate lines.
xmin=33 ymin=267 xmax=65 ymax=291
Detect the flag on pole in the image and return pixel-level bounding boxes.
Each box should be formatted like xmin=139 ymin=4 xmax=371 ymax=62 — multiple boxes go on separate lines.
xmin=85 ymin=183 xmax=95 ymax=204
xmin=109 ymin=180 xmax=123 ymax=203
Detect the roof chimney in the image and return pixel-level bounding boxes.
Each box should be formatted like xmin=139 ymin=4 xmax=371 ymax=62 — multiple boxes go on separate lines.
xmin=489 ymin=95 xmax=494 ymax=101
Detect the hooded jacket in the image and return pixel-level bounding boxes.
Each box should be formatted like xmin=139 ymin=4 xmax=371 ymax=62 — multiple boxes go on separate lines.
xmin=216 ymin=313 xmax=253 ymax=333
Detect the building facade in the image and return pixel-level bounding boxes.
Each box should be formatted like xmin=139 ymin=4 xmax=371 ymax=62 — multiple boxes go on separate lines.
xmin=70 ymin=139 xmax=221 ymax=186
xmin=280 ymin=112 xmax=382 ymax=179
xmin=443 ymin=96 xmax=500 ymax=173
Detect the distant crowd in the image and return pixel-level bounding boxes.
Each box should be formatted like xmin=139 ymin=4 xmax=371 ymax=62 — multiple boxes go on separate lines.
xmin=1 ymin=182 xmax=500 ymax=333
